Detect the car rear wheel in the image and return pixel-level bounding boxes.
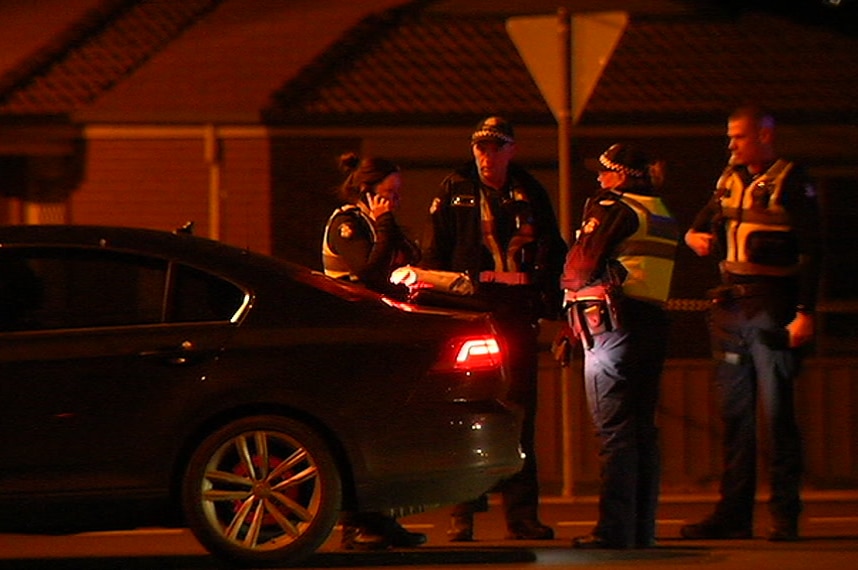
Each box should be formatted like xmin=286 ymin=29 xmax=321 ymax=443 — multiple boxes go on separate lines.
xmin=181 ymin=415 xmax=342 ymax=567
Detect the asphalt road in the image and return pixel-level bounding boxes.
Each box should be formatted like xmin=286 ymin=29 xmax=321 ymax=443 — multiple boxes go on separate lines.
xmin=1 ymin=492 xmax=857 ymax=569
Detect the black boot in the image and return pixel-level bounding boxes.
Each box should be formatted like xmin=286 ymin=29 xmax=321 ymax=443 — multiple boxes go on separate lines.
xmin=679 ymin=516 xmax=752 ymax=540
xmin=447 ymin=512 xmax=474 ymax=542
xmin=768 ymin=519 xmax=799 ymax=542
xmin=507 ymin=519 xmax=554 ymax=540
xmin=382 ymin=516 xmax=427 ymax=547
xmin=340 ymin=522 xmax=389 ymax=550
xmin=340 ymin=512 xmax=391 ymax=550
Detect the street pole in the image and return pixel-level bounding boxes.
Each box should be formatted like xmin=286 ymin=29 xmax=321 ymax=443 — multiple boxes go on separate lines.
xmin=557 ymin=7 xmax=575 ymax=498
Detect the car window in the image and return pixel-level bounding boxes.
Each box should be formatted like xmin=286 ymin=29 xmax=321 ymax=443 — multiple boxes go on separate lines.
xmin=0 ymin=247 xmax=166 ymax=331
xmin=0 ymin=247 xmax=247 ymax=331
xmin=168 ymin=263 xmax=246 ymax=323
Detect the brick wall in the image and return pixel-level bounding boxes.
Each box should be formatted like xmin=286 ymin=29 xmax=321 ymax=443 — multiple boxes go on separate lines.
xmin=71 ymin=138 xmax=209 ymax=233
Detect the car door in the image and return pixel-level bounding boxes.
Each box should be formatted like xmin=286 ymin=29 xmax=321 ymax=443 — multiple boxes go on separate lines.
xmin=0 ymin=247 xmax=246 ymax=494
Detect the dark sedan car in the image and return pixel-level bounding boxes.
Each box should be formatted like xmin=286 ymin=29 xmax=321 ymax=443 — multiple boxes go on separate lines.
xmin=0 ymin=225 xmax=523 ymax=566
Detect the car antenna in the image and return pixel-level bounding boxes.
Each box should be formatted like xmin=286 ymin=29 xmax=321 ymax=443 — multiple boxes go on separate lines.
xmin=175 ymin=221 xmax=195 ymax=235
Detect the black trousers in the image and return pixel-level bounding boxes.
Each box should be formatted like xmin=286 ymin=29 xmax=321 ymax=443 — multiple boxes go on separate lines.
xmin=452 ymin=284 xmax=543 ymax=526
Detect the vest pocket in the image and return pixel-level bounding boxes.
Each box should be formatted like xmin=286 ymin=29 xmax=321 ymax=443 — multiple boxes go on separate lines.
xmin=745 ymin=231 xmax=798 ymax=266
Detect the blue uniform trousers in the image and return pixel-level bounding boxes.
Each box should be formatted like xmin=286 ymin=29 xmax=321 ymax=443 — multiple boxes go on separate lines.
xmin=708 ymin=299 xmax=804 ymax=528
xmin=582 ymin=298 xmax=667 ymax=547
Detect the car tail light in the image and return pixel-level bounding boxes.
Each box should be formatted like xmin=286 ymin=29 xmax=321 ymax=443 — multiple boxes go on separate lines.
xmin=434 ymin=335 xmax=502 ymax=371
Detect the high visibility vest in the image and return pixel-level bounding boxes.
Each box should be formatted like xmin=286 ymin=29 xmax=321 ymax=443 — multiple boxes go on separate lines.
xmin=717 ymin=159 xmax=799 ymax=277
xmin=321 ymin=204 xmax=375 ymax=280
xmin=615 ymin=193 xmax=678 ymax=303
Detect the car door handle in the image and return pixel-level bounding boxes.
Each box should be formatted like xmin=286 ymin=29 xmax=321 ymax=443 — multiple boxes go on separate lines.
xmin=139 ymin=340 xmax=201 ymax=365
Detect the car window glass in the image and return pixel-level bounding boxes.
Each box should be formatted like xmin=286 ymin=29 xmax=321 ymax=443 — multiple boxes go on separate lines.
xmin=169 ymin=264 xmax=246 ymax=323
xmin=0 ymin=248 xmax=166 ymax=331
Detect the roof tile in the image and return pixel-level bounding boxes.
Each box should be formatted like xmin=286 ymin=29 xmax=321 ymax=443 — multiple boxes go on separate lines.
xmin=264 ymin=8 xmax=858 ymax=127
xmin=263 ymin=12 xmax=551 ymax=125
xmin=583 ymin=13 xmax=858 ymax=124
xmin=0 ymin=0 xmax=223 ymax=116
xmin=3 ymin=2 xmax=858 ymax=127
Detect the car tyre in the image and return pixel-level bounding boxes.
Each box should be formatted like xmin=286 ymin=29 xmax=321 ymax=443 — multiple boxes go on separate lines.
xmin=181 ymin=415 xmax=342 ymax=567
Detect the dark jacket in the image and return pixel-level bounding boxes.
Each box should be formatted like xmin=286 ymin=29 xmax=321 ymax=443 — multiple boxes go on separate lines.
xmin=422 ymin=162 xmax=567 ymax=318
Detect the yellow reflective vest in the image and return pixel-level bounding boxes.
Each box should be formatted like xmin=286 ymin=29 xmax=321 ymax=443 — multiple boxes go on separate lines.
xmin=615 ymin=193 xmax=678 ymax=303
xmin=717 ymin=159 xmax=799 ymax=277
xmin=321 ymin=204 xmax=375 ymax=280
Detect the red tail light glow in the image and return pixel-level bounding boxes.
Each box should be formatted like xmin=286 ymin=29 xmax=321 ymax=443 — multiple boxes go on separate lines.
xmin=454 ymin=336 xmax=502 ymax=370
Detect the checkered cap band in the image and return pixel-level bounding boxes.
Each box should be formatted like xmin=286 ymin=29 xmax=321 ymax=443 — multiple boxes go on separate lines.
xmin=599 ymin=152 xmax=646 ymax=178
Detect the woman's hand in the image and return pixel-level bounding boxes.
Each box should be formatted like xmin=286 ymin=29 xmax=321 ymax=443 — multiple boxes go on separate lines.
xmin=366 ymin=193 xmax=394 ymax=220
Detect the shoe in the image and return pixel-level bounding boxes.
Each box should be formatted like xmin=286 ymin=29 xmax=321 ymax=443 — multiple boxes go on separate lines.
xmin=383 ymin=518 xmax=427 ymax=548
xmin=680 ymin=518 xmax=752 ymax=540
xmin=572 ymin=533 xmax=625 ymax=549
xmin=340 ymin=525 xmax=389 ymax=550
xmin=768 ymin=521 xmax=799 ymax=542
xmin=447 ymin=513 xmax=474 ymax=542
xmin=506 ymin=520 xmax=555 ymax=540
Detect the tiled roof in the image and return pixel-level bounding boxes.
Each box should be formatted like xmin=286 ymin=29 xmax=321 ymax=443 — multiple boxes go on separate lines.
xmin=582 ymin=11 xmax=858 ymax=125
xmin=263 ymin=10 xmax=552 ymax=126
xmin=265 ymin=8 xmax=858 ymax=127
xmin=3 ymin=1 xmax=857 ymax=127
xmin=0 ymin=0 xmax=223 ymax=116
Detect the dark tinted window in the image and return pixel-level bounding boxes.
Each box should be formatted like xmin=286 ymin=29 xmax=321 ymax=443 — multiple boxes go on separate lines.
xmin=169 ymin=264 xmax=246 ymax=322
xmin=0 ymin=248 xmax=166 ymax=331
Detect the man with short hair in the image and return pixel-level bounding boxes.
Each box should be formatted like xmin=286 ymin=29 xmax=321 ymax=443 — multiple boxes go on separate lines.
xmin=681 ymin=104 xmax=822 ymax=542
xmin=422 ymin=116 xmax=567 ymax=541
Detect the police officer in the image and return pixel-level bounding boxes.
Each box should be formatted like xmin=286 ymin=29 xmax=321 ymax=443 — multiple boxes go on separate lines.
xmin=561 ymin=143 xmax=678 ymax=549
xmin=323 ymin=152 xmax=420 ymax=297
xmin=322 ymin=152 xmax=425 ymax=550
xmin=681 ymin=105 xmax=821 ymax=542
xmin=422 ymin=116 xmax=567 ymax=541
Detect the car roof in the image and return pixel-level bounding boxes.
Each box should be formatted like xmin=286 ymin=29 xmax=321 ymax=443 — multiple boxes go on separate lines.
xmin=0 ymin=224 xmax=294 ymax=271
xmin=0 ymin=224 xmax=381 ymax=302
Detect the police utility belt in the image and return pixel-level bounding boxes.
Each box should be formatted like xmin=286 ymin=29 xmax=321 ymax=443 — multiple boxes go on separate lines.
xmin=479 ymin=271 xmax=530 ymax=286
xmin=706 ymin=282 xmax=774 ymax=305
xmin=563 ymin=285 xmax=621 ymax=349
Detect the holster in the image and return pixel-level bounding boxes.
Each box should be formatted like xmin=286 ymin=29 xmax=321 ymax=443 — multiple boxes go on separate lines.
xmin=563 ymin=285 xmax=621 ymax=350
xmin=706 ymin=282 xmax=772 ymax=304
